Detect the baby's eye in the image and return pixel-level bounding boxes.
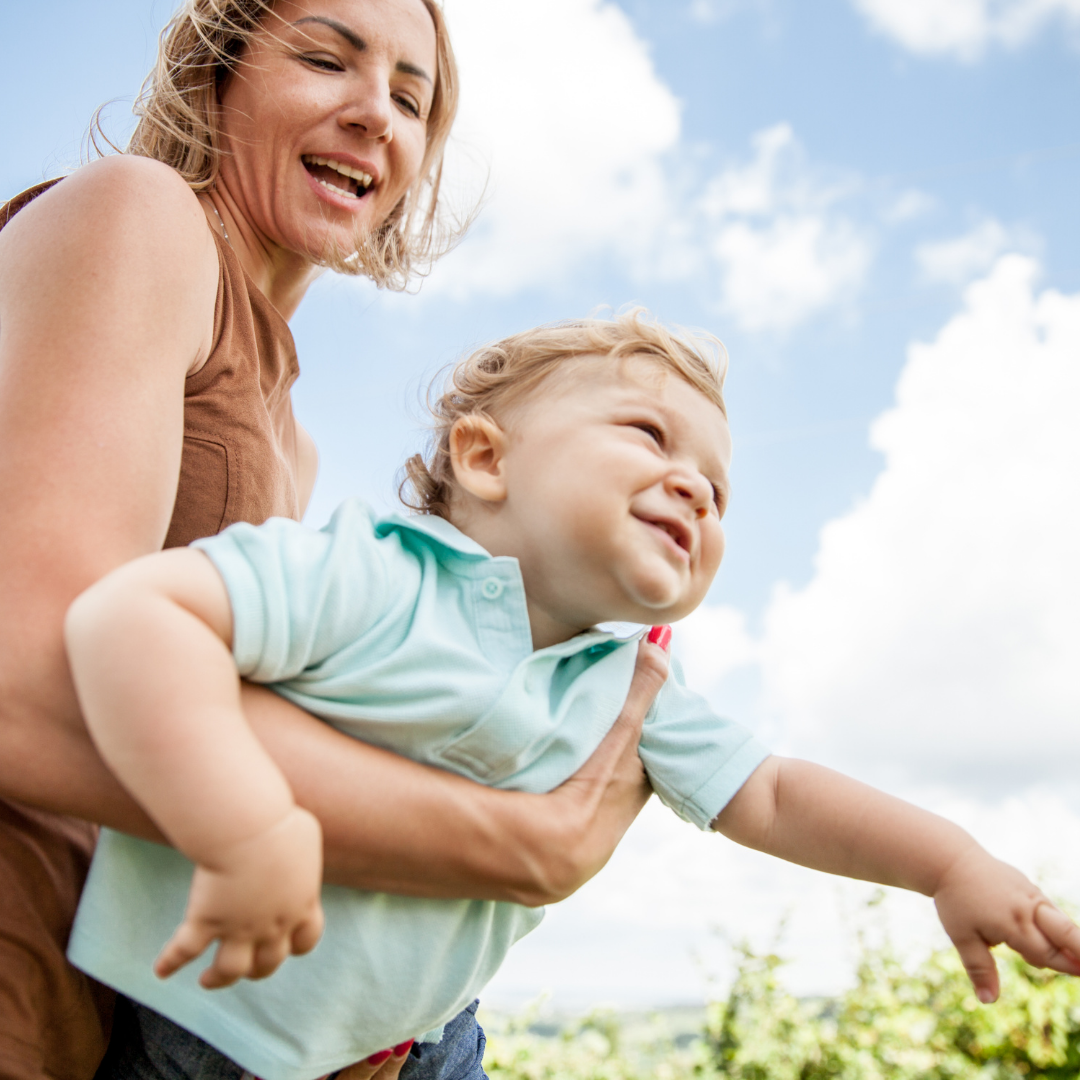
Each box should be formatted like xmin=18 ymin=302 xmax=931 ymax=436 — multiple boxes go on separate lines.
xmin=711 ymin=484 xmax=726 ymax=515
xmin=632 ymin=422 xmax=664 ymax=445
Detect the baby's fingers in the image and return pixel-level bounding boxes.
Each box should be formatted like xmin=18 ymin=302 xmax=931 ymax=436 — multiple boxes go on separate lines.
xmin=1029 ymin=903 xmax=1080 ymax=974
xmin=251 ymin=935 xmax=291 ymax=980
xmin=952 ymin=932 xmax=1000 ymax=1004
xmin=200 ymin=938 xmax=256 ymax=989
xmin=291 ymin=906 xmax=324 ymax=957
xmin=247 ymin=907 xmax=324 ymax=981
xmin=155 ymin=920 xmax=217 ymax=980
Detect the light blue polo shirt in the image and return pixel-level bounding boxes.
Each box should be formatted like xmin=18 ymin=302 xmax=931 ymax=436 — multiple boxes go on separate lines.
xmin=69 ymin=499 xmax=769 ymax=1080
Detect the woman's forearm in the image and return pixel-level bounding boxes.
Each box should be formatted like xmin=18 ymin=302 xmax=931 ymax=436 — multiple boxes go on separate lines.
xmin=243 ymin=642 xmax=663 ymax=907
xmin=0 ymin=639 xmax=663 ymax=907
xmin=0 ymin=687 xmax=565 ymax=902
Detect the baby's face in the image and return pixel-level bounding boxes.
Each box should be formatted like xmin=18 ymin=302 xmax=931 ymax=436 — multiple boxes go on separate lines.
xmin=496 ymin=355 xmax=731 ymax=636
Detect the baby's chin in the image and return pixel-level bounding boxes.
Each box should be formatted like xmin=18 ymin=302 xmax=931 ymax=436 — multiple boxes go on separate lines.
xmin=611 ymin=571 xmax=696 ymax=623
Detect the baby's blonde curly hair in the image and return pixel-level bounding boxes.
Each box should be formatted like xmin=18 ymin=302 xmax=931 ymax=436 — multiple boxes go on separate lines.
xmin=401 ymin=310 xmax=728 ymax=520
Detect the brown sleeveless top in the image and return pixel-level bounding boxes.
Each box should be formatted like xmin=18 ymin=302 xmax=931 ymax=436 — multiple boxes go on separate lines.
xmin=166 ymin=226 xmax=302 ymax=545
xmin=2 ymin=177 xmax=302 ymax=545
xmin=0 ymin=176 xmax=302 ymax=1080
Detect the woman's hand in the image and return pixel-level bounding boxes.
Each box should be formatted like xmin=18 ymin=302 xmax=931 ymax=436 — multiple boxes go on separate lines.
xmin=247 ymin=630 xmax=671 ymax=906
xmin=506 ymin=628 xmax=673 ymax=902
xmin=335 ymin=1039 xmax=415 ymax=1080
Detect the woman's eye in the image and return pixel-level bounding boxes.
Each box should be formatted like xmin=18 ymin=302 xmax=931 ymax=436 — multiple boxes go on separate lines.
xmin=303 ymin=55 xmax=343 ymax=72
xmin=394 ymin=95 xmax=422 ymax=118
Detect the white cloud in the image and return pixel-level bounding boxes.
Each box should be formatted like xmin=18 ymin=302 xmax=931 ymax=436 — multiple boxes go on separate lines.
xmin=428 ymin=8 xmax=871 ymax=330
xmin=676 ymin=603 xmax=758 ymax=694
xmin=883 ymin=188 xmax=936 ymax=224
xmin=688 ymin=255 xmax=1080 ymax=796
xmin=688 ymin=0 xmax=769 ymax=25
xmin=915 ymin=218 xmax=1040 ymax=284
xmin=711 ymin=216 xmax=869 ymax=331
xmin=434 ymin=0 xmax=681 ymax=296
xmin=700 ymin=125 xmax=872 ymax=332
xmin=851 ymin=0 xmax=1080 ymax=59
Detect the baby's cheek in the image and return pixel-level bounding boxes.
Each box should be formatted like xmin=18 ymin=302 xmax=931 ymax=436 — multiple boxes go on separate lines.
xmin=702 ymin=525 xmax=726 ymax=578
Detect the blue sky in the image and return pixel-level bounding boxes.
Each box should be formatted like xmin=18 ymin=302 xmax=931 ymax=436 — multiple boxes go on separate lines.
xmin=5 ymin=0 xmax=1080 ymax=1008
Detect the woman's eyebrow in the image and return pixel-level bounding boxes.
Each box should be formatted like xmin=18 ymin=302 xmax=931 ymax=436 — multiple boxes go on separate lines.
xmin=292 ymin=16 xmax=433 ymax=83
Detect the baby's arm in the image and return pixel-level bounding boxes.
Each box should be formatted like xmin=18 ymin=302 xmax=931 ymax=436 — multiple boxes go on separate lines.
xmin=714 ymin=757 xmax=1080 ymax=1002
xmin=65 ymin=548 xmax=324 ymax=989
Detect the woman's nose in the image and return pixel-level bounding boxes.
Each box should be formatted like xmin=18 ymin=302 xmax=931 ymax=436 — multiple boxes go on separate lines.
xmin=340 ymin=75 xmax=394 ymax=142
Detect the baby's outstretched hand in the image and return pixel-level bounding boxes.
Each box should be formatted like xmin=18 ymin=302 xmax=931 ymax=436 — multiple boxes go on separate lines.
xmin=155 ymin=806 xmax=325 ymax=989
xmin=934 ymin=846 xmax=1080 ymax=1003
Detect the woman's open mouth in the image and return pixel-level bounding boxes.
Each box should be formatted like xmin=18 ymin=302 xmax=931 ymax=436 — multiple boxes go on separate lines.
xmin=302 ymin=156 xmax=373 ymax=200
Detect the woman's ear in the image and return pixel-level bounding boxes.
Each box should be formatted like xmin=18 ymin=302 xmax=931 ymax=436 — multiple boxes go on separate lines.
xmin=449 ymin=415 xmax=508 ymax=504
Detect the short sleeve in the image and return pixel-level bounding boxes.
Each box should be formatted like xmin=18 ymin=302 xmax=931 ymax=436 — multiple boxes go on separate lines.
xmin=639 ymin=659 xmax=771 ymax=831
xmin=192 ymin=499 xmax=393 ymax=683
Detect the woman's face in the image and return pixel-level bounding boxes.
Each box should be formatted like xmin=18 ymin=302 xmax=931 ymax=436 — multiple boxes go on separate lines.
xmin=217 ymin=0 xmax=437 ymax=263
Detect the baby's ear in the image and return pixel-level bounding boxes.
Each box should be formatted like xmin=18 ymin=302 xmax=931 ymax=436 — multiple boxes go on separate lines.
xmin=449 ymin=415 xmax=508 ymax=503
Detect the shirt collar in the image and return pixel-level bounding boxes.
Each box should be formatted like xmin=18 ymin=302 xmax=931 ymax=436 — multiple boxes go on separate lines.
xmin=375 ymin=510 xmax=494 ymax=561
xmin=375 ymin=511 xmax=642 ymax=659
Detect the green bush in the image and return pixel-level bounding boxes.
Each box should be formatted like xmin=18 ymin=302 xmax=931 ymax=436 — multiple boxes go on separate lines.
xmin=483 ymin=1002 xmax=717 ymax=1080
xmin=706 ymin=936 xmax=1080 ymax=1079
xmin=483 ymin=923 xmax=1080 ymax=1079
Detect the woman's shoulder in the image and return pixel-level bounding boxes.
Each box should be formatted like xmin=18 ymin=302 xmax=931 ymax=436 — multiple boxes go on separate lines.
xmin=1 ymin=156 xmax=214 ymax=273
xmin=0 ymin=156 xmax=219 ymax=329
xmin=23 ymin=155 xmax=199 ymax=216
xmin=0 ymin=156 xmax=220 ymax=375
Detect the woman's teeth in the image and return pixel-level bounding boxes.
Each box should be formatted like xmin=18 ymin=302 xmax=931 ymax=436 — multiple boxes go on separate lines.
xmin=316 ymin=177 xmax=359 ymax=200
xmin=302 ymin=155 xmax=373 ymax=198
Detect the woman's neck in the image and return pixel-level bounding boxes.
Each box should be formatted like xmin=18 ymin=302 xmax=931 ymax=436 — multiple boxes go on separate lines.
xmin=199 ymin=193 xmax=321 ymax=321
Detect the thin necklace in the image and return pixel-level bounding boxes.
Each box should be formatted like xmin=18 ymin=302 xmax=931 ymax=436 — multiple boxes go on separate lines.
xmin=209 ymin=202 xmax=231 ymax=245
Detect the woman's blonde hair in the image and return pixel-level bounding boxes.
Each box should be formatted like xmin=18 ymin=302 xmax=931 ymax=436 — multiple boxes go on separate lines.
xmin=401 ymin=310 xmax=729 ymax=520
xmin=100 ymin=0 xmax=460 ymax=288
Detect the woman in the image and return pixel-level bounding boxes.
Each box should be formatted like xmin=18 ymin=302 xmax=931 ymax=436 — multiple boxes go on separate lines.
xmin=0 ymin=2 xmax=667 ymax=1078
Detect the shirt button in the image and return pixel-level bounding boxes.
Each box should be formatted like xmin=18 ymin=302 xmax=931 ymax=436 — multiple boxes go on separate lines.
xmin=480 ymin=577 xmax=504 ymax=600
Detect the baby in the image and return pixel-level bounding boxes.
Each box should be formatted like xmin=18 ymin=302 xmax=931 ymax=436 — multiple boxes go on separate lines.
xmin=66 ymin=313 xmax=1080 ymax=1080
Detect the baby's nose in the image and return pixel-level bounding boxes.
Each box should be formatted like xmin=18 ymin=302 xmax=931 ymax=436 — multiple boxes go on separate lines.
xmin=670 ymin=472 xmax=712 ymax=515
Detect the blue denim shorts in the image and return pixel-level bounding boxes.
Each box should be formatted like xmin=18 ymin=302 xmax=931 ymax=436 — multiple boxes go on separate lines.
xmin=95 ymin=996 xmax=487 ymax=1080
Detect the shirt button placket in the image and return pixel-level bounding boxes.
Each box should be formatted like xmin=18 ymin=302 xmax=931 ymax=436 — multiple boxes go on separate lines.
xmin=480 ymin=577 xmax=504 ymax=600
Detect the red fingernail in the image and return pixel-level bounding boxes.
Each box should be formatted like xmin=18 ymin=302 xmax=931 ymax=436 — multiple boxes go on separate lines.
xmin=366 ymin=1049 xmax=393 ymax=1066
xmin=393 ymin=1040 xmax=414 ymax=1056
xmin=647 ymin=625 xmax=672 ymax=651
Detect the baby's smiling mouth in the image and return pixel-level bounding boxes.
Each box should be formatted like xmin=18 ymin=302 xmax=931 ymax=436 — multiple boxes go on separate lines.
xmin=638 ymin=515 xmax=692 ymax=560
xmin=302 ymin=155 xmax=373 ymax=200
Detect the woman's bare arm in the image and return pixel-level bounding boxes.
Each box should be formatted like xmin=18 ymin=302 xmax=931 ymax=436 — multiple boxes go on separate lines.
xmin=0 ymin=156 xmax=218 ymax=823
xmin=246 ymin=638 xmax=665 ymax=905
xmin=0 ymin=158 xmax=662 ymax=906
